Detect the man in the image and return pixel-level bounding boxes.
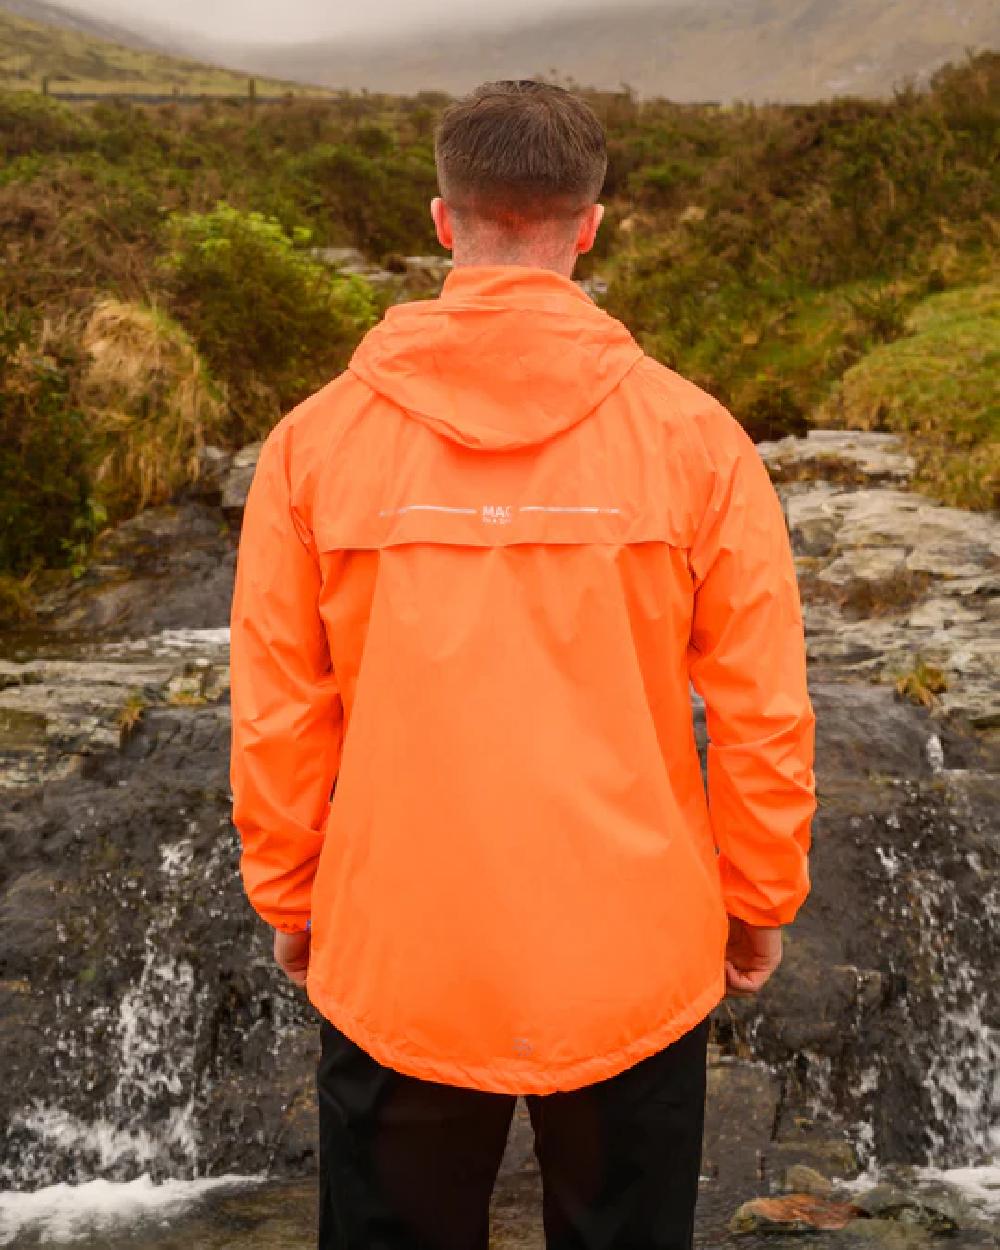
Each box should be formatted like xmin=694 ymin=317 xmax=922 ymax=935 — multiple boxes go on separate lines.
xmin=230 ymin=81 xmax=815 ymax=1250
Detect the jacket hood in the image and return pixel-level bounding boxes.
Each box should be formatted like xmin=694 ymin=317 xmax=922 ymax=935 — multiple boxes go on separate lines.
xmin=348 ymin=266 xmax=644 ymax=451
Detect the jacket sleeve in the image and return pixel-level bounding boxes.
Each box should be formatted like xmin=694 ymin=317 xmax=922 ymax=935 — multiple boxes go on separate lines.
xmin=687 ymin=412 xmax=816 ymax=928
xmin=229 ymin=428 xmax=344 ymax=933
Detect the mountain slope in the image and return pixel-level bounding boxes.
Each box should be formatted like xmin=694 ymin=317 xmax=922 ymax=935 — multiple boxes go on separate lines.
xmin=0 ymin=0 xmax=164 ymax=51
xmin=233 ymin=0 xmax=1000 ymax=101
xmin=0 ymin=2 xmax=325 ymax=94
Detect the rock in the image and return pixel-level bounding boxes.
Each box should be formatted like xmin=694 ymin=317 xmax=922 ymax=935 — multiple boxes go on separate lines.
xmin=760 ymin=432 xmax=1000 ymax=731
xmin=0 ymin=634 xmax=231 ymax=787
xmin=192 ymin=445 xmax=233 ymax=502
xmin=817 ymin=545 xmax=910 ymax=585
xmin=577 ymin=275 xmax=609 ymax=300
xmin=768 ymin=1139 xmax=861 ymax=1184
xmin=403 ymin=254 xmax=452 ymax=279
xmin=702 ymin=1060 xmax=781 ymax=1194
xmin=0 ymin=703 xmax=316 ymax=1187
xmin=853 ymin=1185 xmax=961 ymax=1234
xmin=759 ymin=430 xmax=916 ymax=487
xmin=730 ymin=1194 xmax=862 ymax=1234
xmin=309 ymin=246 xmax=366 ymax=270
xmin=26 ymin=503 xmax=236 ymax=641
xmin=221 ymin=442 xmax=263 ymax=520
xmin=310 ymin=247 xmax=453 ymax=298
xmin=783 ymin=1164 xmax=835 ymax=1196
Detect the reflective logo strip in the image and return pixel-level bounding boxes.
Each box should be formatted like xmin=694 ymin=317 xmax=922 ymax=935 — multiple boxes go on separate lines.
xmin=380 ymin=504 xmax=479 ymax=517
xmin=519 ymin=506 xmax=622 ymax=515
xmin=380 ymin=504 xmax=622 ymax=518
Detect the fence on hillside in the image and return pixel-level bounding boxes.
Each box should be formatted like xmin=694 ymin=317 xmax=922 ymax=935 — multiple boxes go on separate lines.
xmin=29 ymin=77 xmax=326 ymax=105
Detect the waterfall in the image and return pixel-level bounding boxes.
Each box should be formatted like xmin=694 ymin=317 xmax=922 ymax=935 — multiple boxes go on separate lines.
xmin=785 ymin=774 xmax=999 ymax=1180
xmin=5 ymin=839 xmax=213 ymax=1185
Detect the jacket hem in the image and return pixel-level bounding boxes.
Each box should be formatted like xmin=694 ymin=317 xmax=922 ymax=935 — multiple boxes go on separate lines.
xmin=306 ymin=973 xmax=727 ymax=1094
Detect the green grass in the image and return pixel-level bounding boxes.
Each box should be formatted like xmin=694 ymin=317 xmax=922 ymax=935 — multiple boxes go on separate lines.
xmin=822 ymin=283 xmax=1000 ymax=510
xmin=0 ymin=10 xmax=328 ymax=96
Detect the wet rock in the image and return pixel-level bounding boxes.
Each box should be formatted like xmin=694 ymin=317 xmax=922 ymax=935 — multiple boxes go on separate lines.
xmin=769 ymin=1140 xmax=861 ymax=1186
xmin=0 ymin=633 xmax=231 ymax=787
xmin=221 ymin=442 xmax=263 ymax=521
xmin=310 ymin=247 xmax=449 ymax=297
xmin=191 ymin=445 xmax=234 ymax=503
xmin=759 ymin=432 xmax=1000 ymax=730
xmin=400 ymin=253 xmax=453 ymax=291
xmin=852 ymin=1185 xmax=960 ymax=1234
xmin=309 ymin=246 xmax=366 ymax=270
xmin=783 ymin=1165 xmax=836 ymax=1197
xmin=577 ymin=275 xmax=610 ymax=300
xmin=758 ymin=430 xmax=916 ymax=487
xmin=730 ymin=1194 xmax=862 ymax=1234
xmin=0 ymin=704 xmax=315 ymax=1187
xmin=703 ymin=1061 xmax=781 ymax=1195
xmin=26 ymin=503 xmax=236 ymax=641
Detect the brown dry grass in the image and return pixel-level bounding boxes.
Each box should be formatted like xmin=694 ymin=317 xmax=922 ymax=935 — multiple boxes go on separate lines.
xmin=80 ymin=299 xmax=227 ymax=514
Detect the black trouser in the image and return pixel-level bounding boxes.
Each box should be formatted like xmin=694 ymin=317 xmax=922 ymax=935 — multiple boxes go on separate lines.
xmin=317 ymin=1016 xmax=709 ymax=1250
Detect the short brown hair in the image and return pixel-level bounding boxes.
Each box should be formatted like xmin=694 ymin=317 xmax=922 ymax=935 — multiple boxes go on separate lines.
xmin=435 ymin=80 xmax=608 ymax=223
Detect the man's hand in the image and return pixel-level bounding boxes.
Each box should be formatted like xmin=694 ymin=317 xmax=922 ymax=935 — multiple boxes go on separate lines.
xmin=725 ymin=916 xmax=782 ymax=997
xmin=274 ymin=928 xmax=311 ymax=988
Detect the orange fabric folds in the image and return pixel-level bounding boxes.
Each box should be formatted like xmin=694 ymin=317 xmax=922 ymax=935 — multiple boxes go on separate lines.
xmin=230 ymin=267 xmax=815 ymax=1094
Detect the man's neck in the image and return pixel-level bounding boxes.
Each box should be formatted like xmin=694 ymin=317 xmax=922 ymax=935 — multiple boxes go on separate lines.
xmin=449 ymin=249 xmax=577 ymax=279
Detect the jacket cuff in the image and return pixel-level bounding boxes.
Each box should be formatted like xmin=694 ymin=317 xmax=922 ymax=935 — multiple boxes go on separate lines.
xmin=723 ymin=893 xmax=804 ymax=929
xmin=272 ymin=918 xmax=311 ymax=935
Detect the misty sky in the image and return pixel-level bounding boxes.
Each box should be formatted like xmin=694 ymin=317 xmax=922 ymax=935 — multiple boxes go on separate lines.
xmin=54 ymin=0 xmax=614 ymax=44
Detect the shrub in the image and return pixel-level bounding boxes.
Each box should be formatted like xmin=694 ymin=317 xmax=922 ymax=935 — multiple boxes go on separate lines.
xmin=0 ymin=92 xmax=92 ymax=160
xmin=0 ymin=314 xmax=94 ymax=574
xmin=288 ymin=143 xmax=439 ymax=258
xmin=162 ymin=203 xmax=377 ymax=437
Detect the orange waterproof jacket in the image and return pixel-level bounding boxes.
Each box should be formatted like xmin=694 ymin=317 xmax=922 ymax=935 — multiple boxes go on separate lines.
xmin=230 ymin=266 xmax=815 ymax=1094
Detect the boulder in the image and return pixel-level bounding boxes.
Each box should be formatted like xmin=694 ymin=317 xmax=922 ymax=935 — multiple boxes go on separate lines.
xmin=852 ymin=1185 xmax=961 ymax=1234
xmin=782 ymin=1165 xmax=835 ymax=1196
xmin=221 ymin=442 xmax=263 ymax=520
xmin=759 ymin=432 xmax=1000 ymax=730
xmin=730 ymin=1194 xmax=862 ymax=1234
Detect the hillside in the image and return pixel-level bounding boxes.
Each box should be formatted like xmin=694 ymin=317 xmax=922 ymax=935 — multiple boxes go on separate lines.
xmin=0 ymin=1 xmax=326 ymax=95
xmin=0 ymin=0 xmax=163 ymax=51
xmin=234 ymin=0 xmax=1000 ymax=102
xmin=1 ymin=50 xmax=996 ymax=590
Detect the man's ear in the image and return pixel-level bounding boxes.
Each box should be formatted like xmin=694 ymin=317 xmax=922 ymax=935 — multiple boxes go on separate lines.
xmin=431 ymin=197 xmax=454 ymax=251
xmin=575 ymin=204 xmax=606 ymax=256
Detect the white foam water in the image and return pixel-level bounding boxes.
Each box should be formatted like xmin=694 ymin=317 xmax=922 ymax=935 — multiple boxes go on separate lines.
xmin=0 ymin=1174 xmax=260 ymax=1246
xmin=151 ymin=628 xmax=231 ymax=653
xmin=7 ymin=840 xmax=213 ymax=1184
xmin=915 ymin=1162 xmax=1000 ymax=1217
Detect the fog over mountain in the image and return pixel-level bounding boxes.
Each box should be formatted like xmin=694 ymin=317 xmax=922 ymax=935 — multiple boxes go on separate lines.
xmin=5 ymin=0 xmax=998 ymax=101
xmin=13 ymin=0 xmax=617 ymax=45
xmin=223 ymin=0 xmax=1000 ymax=103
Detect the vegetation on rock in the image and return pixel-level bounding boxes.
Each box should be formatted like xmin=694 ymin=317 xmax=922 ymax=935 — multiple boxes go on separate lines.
xmin=821 ymin=284 xmax=999 ymax=509
xmin=81 ymin=298 xmax=227 ymax=516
